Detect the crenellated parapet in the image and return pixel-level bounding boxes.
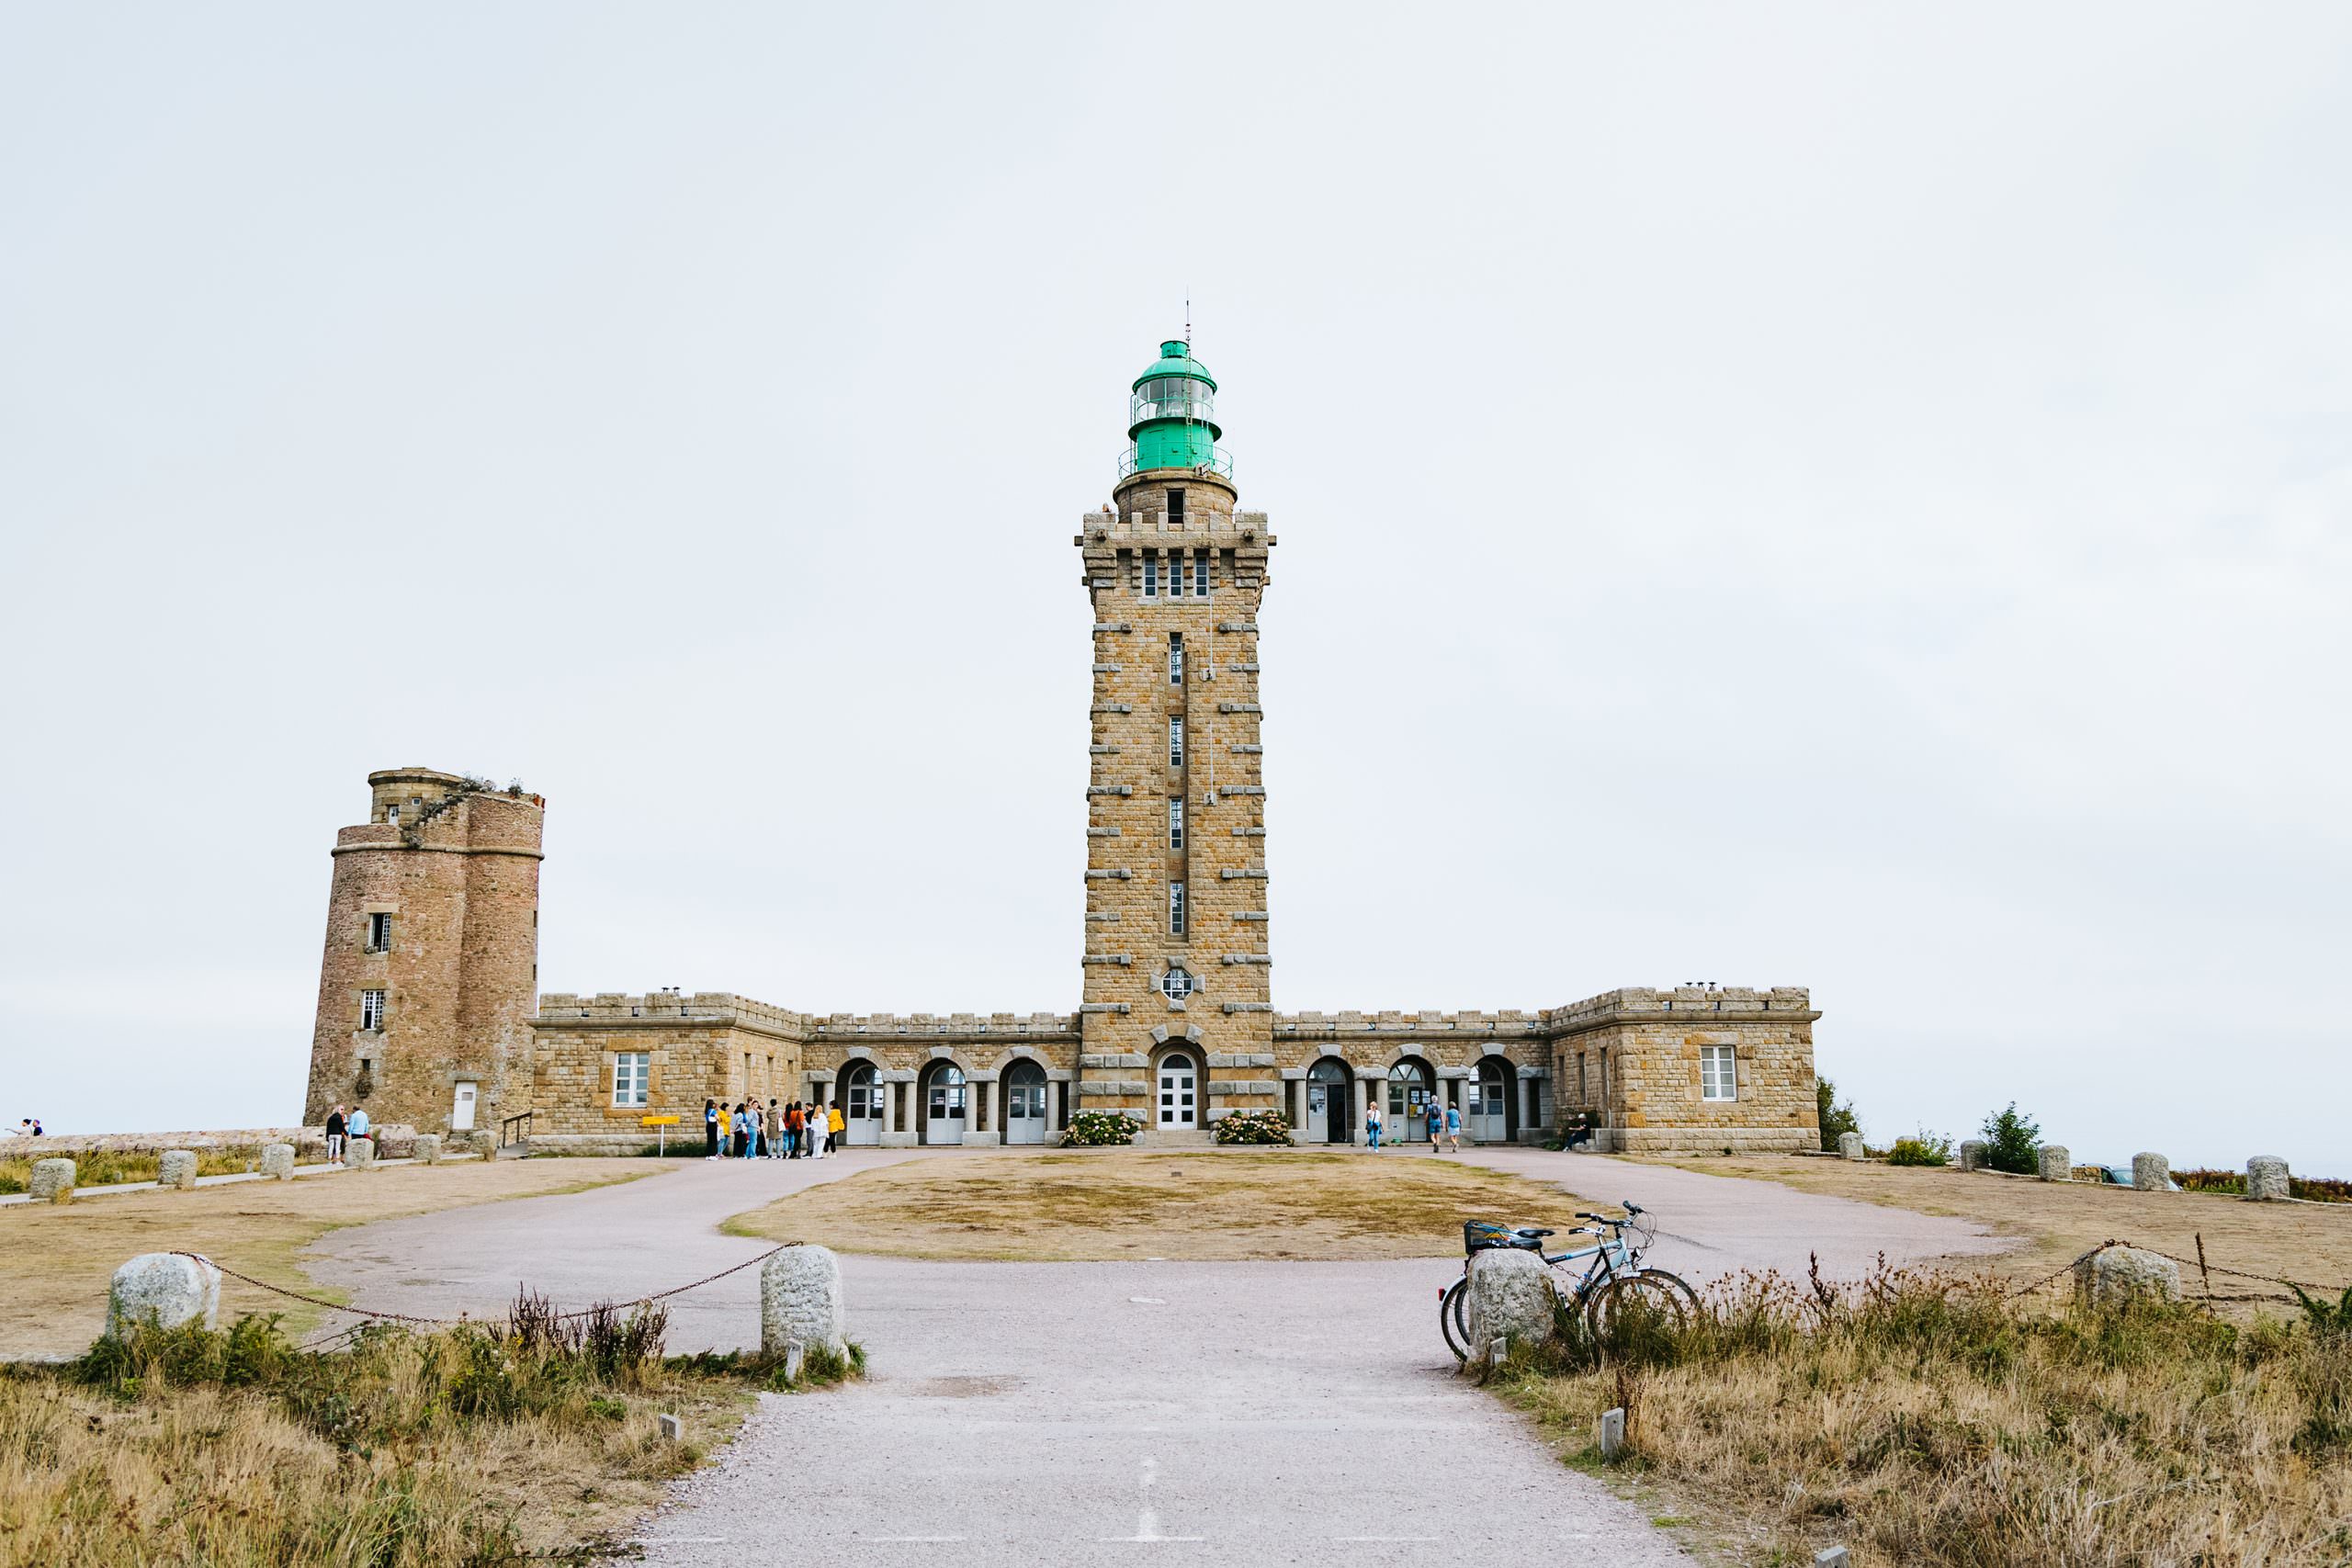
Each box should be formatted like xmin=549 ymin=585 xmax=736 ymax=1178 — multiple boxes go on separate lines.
xmin=1543 ymin=986 xmax=1817 ymax=1034
xmin=536 ymin=992 xmax=812 ymax=1037
xmin=812 ymin=1011 xmax=1079 ymax=1039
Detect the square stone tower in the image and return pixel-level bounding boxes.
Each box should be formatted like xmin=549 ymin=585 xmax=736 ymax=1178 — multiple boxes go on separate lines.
xmin=305 ymin=767 xmax=545 ymax=1137
xmin=1073 ymin=341 xmax=1277 ymax=1135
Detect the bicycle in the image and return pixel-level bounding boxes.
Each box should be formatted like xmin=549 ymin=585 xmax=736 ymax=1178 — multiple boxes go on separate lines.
xmin=1439 ymin=1202 xmax=1699 ymax=1361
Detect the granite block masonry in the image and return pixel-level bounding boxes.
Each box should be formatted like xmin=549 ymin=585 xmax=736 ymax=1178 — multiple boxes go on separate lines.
xmin=302 ymin=338 xmax=1825 ymax=1160
xmin=107 ymin=1253 xmax=221 ymax=1340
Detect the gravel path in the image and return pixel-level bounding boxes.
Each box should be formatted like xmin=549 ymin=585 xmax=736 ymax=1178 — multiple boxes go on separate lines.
xmin=302 ymin=1145 xmax=2005 ymax=1567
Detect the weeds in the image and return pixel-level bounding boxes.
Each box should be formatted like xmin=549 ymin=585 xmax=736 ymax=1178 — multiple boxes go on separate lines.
xmin=1500 ymin=1258 xmax=2352 ymax=1566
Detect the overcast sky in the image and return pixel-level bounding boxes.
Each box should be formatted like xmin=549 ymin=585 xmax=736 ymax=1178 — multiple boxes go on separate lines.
xmin=4 ymin=5 xmax=2346 ymax=1173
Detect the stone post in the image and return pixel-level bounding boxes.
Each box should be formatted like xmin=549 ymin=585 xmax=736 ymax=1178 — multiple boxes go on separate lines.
xmin=413 ymin=1134 xmax=444 ymax=1166
xmin=1597 ymin=1406 xmax=1626 ymax=1460
xmin=29 ymin=1157 xmax=75 ymax=1203
xmin=259 ymin=1143 xmax=296 ymax=1180
xmin=2074 ymin=1247 xmax=2180 ymax=1306
xmin=881 ymin=1080 xmax=899 ymax=1138
xmin=1463 ymin=1249 xmax=1555 ymax=1361
xmin=347 ymin=1136 xmax=377 ymax=1171
xmin=2130 ymin=1152 xmax=2169 ymax=1192
xmin=1837 ymin=1132 xmax=1865 ymax=1161
xmin=157 ymin=1150 xmax=199 ymax=1190
xmin=1958 ymin=1140 xmax=1986 ymax=1171
xmin=2037 ymin=1145 xmax=2072 ymax=1181
xmin=760 ymin=1244 xmax=847 ymax=1358
xmin=2245 ymin=1156 xmax=2290 ymax=1201
xmin=107 ymin=1253 xmax=221 ymax=1339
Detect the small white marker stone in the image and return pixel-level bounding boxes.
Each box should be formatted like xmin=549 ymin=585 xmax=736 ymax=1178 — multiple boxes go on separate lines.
xmin=1598 ymin=1406 xmax=1626 ymax=1460
xmin=783 ymin=1341 xmax=806 ymax=1383
xmin=1815 ymin=1550 xmax=1851 ymax=1568
xmin=656 ymin=1412 xmax=683 ymax=1441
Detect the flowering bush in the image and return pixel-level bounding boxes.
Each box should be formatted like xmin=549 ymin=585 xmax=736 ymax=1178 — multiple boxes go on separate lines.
xmin=1213 ymin=1109 xmax=1293 ymax=1145
xmin=1062 ymin=1111 xmax=1143 ymax=1147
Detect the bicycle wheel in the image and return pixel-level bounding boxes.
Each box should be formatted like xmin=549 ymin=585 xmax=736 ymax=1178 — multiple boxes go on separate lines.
xmin=1584 ymin=1269 xmax=1698 ymax=1343
xmin=1439 ymin=1277 xmax=1472 ymax=1362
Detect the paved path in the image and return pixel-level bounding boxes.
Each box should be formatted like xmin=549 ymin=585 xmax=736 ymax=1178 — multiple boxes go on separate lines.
xmin=304 ymin=1146 xmax=2006 ymax=1567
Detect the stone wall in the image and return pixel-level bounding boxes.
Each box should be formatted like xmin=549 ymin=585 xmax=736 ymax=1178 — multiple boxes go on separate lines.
xmin=1547 ymin=987 xmax=1820 ymax=1154
xmin=528 ymin=993 xmax=808 ymax=1152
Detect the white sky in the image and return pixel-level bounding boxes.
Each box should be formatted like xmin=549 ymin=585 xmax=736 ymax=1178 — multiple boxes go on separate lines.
xmin=3 ymin=5 xmax=2346 ymax=1173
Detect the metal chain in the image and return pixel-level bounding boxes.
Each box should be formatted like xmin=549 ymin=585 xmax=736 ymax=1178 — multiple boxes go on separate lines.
xmin=2004 ymin=1238 xmax=2330 ymax=1303
xmin=172 ymin=1243 xmax=797 ymax=1328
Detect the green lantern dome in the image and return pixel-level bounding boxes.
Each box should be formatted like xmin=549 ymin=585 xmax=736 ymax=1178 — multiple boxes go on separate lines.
xmin=1121 ymin=340 xmax=1232 ymax=480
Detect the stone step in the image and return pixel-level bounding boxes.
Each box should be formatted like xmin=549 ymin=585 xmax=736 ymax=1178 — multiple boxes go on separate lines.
xmin=1132 ymin=1128 xmax=1214 ymax=1149
xmin=492 ymin=1140 xmax=533 ymax=1160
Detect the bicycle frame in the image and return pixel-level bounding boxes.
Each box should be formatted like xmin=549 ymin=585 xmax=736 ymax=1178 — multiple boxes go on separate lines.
xmin=1540 ymin=1230 xmax=1635 ymax=1306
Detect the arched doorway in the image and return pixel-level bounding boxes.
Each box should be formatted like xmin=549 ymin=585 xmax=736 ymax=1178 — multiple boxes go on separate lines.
xmin=1003 ymin=1059 xmax=1049 ymax=1145
xmin=919 ymin=1061 xmax=967 ymax=1145
xmin=1387 ymin=1057 xmax=1435 ymax=1144
xmin=838 ymin=1061 xmax=882 ymax=1147
xmin=1468 ymin=1055 xmax=1517 ymax=1145
xmin=1306 ymin=1056 xmax=1353 ymax=1145
xmin=1155 ymin=1052 xmax=1198 ymax=1129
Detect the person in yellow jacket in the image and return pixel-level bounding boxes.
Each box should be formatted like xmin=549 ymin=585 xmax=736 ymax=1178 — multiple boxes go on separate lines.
xmin=827 ymin=1101 xmax=845 ymax=1155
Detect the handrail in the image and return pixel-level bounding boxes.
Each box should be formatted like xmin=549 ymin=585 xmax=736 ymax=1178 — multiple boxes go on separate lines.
xmin=499 ymin=1110 xmax=533 ymax=1149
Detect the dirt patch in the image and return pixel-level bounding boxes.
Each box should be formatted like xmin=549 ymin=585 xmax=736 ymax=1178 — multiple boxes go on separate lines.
xmin=1641 ymin=1154 xmax=2352 ymax=1302
xmin=0 ymin=1160 xmax=657 ymax=1359
xmin=724 ymin=1148 xmax=1600 ymax=1261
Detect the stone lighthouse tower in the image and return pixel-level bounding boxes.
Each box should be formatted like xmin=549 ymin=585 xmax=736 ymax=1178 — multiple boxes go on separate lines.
xmin=1074 ymin=342 xmax=1277 ymax=1135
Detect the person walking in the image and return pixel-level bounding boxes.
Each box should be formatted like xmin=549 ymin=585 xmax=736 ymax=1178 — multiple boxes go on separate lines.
xmin=347 ymin=1105 xmax=371 ymax=1159
xmin=705 ymin=1099 xmax=720 ymax=1159
xmin=768 ymin=1099 xmax=785 ymax=1160
xmin=808 ymin=1098 xmax=826 ymax=1160
xmin=827 ymin=1100 xmax=844 ymax=1155
xmin=1427 ymin=1100 xmax=1443 ymax=1150
xmin=1365 ymin=1097 xmax=1383 ymax=1151
xmin=786 ymin=1100 xmax=807 ymax=1159
xmin=1443 ymin=1099 xmax=1463 ymax=1152
xmin=324 ymin=1105 xmax=346 ymax=1166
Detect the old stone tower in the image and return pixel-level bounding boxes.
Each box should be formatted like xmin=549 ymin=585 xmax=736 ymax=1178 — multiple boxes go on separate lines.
xmin=304 ymin=768 xmax=544 ymax=1136
xmin=1072 ymin=342 xmax=1277 ymax=1134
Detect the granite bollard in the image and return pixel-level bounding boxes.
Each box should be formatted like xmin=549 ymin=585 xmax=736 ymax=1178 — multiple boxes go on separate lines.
xmin=259 ymin=1143 xmax=296 ymax=1180
xmin=1838 ymin=1132 xmax=1866 ymax=1161
xmin=107 ymin=1253 xmax=221 ymax=1339
xmin=2131 ymin=1152 xmax=2170 ymax=1192
xmin=1463 ymin=1247 xmax=1555 ymax=1363
xmin=346 ymin=1137 xmax=376 ymax=1171
xmin=1958 ymin=1139 xmax=1986 ymax=1172
xmin=2075 ymin=1246 xmax=2180 ymax=1306
xmin=157 ymin=1150 xmax=199 ymax=1191
xmin=761 ymin=1245 xmax=847 ymax=1358
xmin=2037 ymin=1145 xmax=2072 ymax=1181
xmin=413 ymin=1134 xmax=443 ymax=1166
xmin=2245 ymin=1156 xmax=2290 ymax=1201
xmin=29 ymin=1157 xmax=75 ymax=1203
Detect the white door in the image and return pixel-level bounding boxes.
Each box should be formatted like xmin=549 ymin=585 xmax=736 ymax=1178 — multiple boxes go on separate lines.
xmin=844 ymin=1068 xmax=882 ymax=1146
xmin=451 ymin=1083 xmax=477 ymax=1131
xmin=1471 ymin=1065 xmax=1507 ymax=1143
xmin=1005 ymin=1065 xmax=1048 ymax=1145
xmin=925 ymin=1071 xmax=967 ymax=1145
xmin=1305 ymin=1081 xmax=1329 ymax=1143
xmin=1158 ymin=1055 xmax=1197 ymax=1128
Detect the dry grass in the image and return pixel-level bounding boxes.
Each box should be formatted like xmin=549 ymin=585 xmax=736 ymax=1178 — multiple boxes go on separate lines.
xmin=0 ymin=1161 xmax=657 ymax=1359
xmin=0 ymin=1299 xmax=858 ymax=1565
xmin=0 ymin=1145 xmax=325 ymax=1194
xmin=1642 ymin=1154 xmax=2352 ymax=1303
xmin=725 ymin=1147 xmax=1598 ymax=1260
xmin=1503 ymin=1264 xmax=2352 ymax=1567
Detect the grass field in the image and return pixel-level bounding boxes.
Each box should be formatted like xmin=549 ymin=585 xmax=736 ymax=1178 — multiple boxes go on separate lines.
xmin=0 ymin=1160 xmax=657 ymax=1359
xmin=724 ymin=1147 xmax=1600 ymax=1260
xmin=1637 ymin=1154 xmax=2352 ymax=1304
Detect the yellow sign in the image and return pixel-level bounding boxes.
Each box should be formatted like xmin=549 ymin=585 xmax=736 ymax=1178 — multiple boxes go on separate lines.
xmin=640 ymin=1115 xmax=681 ymax=1126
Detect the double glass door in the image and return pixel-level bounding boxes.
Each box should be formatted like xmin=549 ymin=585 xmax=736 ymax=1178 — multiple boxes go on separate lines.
xmin=1158 ymin=1055 xmax=1196 ymax=1127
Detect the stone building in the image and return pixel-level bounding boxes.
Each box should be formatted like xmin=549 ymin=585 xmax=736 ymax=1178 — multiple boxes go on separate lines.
xmin=306 ymin=342 xmax=1821 ymax=1156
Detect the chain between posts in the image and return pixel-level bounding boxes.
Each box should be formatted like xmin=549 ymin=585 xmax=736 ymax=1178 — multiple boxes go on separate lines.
xmin=2003 ymin=1236 xmax=2335 ymax=1304
xmin=170 ymin=1243 xmax=798 ymax=1329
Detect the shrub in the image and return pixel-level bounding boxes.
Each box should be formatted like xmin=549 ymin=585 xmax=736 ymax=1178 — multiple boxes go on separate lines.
xmin=1815 ymin=1077 xmax=1860 ymax=1153
xmin=1887 ymin=1133 xmax=1951 ymax=1167
xmin=1062 ymin=1111 xmax=1143 ymax=1147
xmin=1213 ymin=1109 xmax=1294 ymax=1145
xmin=2179 ymin=1168 xmax=2352 ymax=1203
xmin=2177 ymin=1167 xmax=2245 ymax=1195
xmin=1977 ymin=1102 xmax=2041 ymax=1175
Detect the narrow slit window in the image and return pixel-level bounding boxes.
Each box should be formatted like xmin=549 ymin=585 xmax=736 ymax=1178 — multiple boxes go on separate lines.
xmin=1168 ymin=716 xmax=1184 ymax=767
xmin=1143 ymin=553 xmax=1160 ymax=598
xmin=1168 ymin=631 xmax=1184 ymax=685
xmin=1169 ymin=795 xmax=1184 ymax=850
xmin=1193 ymin=547 xmax=1212 ymax=597
xmin=1168 ymin=882 xmax=1187 ymax=936
xmin=365 ymin=912 xmax=392 ymax=953
xmin=1167 ymin=487 xmax=1184 ymax=528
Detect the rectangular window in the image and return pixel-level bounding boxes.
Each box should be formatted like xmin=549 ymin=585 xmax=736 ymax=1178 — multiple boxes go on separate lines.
xmin=359 ymin=989 xmax=386 ymax=1031
xmin=1701 ymin=1045 xmax=1736 ymax=1102
xmin=1167 ymin=487 xmax=1184 ymax=527
xmin=1169 ymin=795 xmax=1184 ymax=850
xmin=613 ymin=1052 xmax=650 ymax=1108
xmin=1169 ymin=880 xmax=1186 ymax=935
xmin=1193 ymin=547 xmax=1211 ymax=597
xmin=1168 ymin=715 xmax=1184 ymax=767
xmin=365 ymin=912 xmax=392 ymax=953
xmin=1168 ymin=631 xmax=1183 ymax=685
xmin=1143 ymin=553 xmax=1160 ymax=598
xmin=1577 ymin=1053 xmax=1588 ymax=1104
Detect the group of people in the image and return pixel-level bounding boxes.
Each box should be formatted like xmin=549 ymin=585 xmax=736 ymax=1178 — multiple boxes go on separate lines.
xmin=706 ymin=1097 xmax=840 ymax=1160
xmin=1362 ymin=1099 xmax=1463 ymax=1152
xmin=321 ymin=1103 xmax=371 ymax=1164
